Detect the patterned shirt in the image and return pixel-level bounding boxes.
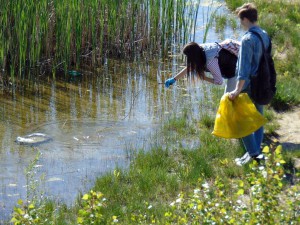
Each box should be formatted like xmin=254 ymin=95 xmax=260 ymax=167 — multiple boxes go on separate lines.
xmin=205 ymin=39 xmax=240 ymax=85
xmin=207 ymin=58 xmax=223 ymax=85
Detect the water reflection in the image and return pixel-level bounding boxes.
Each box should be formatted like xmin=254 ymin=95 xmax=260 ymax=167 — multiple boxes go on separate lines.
xmin=0 ymin=59 xmax=184 ymax=220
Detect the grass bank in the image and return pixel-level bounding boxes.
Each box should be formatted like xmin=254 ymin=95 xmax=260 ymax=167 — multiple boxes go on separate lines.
xmin=10 ymin=111 xmax=299 ymax=224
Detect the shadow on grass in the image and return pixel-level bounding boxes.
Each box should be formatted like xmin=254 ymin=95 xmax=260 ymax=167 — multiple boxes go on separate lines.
xmin=280 ymin=142 xmax=300 ymax=151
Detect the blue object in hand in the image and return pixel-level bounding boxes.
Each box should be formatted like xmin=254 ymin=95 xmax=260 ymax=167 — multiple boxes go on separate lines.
xmin=165 ymin=77 xmax=176 ymax=88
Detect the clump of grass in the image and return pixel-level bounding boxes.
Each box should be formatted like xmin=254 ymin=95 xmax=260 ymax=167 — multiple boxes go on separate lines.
xmin=272 ymin=76 xmax=300 ymax=111
xmin=199 ymin=113 xmax=215 ymax=129
xmin=264 ymin=107 xmax=280 ymax=135
xmin=91 ymin=148 xmax=180 ymax=223
xmin=229 ymin=16 xmax=238 ymax=29
xmin=161 ymin=106 xmax=199 ymax=140
xmin=214 ymin=14 xmax=228 ymax=32
xmin=223 ymin=0 xmax=244 ymax=10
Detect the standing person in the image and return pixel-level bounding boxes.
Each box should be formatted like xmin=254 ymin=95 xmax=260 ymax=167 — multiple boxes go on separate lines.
xmin=229 ymin=3 xmax=271 ymax=165
xmin=164 ymin=39 xmax=240 ymax=93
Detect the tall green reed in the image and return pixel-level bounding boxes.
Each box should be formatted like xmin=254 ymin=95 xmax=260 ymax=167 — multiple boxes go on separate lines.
xmin=0 ymin=0 xmax=200 ymax=90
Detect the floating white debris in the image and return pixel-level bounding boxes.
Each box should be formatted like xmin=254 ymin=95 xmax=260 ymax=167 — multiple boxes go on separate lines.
xmin=34 ymin=165 xmax=43 ymax=168
xmin=128 ymin=131 xmax=137 ymax=134
xmin=16 ymin=133 xmax=52 ymax=146
xmin=73 ymin=137 xmax=79 ymax=141
xmin=47 ymin=177 xmax=64 ymax=182
xmin=7 ymin=194 xmax=20 ymax=197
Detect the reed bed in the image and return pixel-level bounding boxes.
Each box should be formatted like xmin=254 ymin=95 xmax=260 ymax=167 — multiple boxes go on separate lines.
xmin=0 ymin=0 xmax=200 ymax=89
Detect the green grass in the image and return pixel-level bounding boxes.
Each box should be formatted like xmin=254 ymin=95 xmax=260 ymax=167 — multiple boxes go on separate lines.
xmin=214 ymin=14 xmax=228 ymax=32
xmin=264 ymin=107 xmax=280 ymax=135
xmin=272 ymin=76 xmax=300 ymax=111
xmin=103 ymin=120 xmax=240 ymax=221
xmin=199 ymin=113 xmax=215 ymax=129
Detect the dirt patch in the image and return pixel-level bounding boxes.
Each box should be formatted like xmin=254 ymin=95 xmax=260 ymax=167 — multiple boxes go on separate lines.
xmin=276 ymin=107 xmax=300 ymax=151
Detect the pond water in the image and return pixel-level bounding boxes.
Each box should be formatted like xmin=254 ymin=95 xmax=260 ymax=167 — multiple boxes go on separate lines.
xmin=0 ymin=1 xmax=242 ymax=221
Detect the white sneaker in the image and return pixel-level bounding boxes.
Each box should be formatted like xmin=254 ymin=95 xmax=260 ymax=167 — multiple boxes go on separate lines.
xmin=235 ymin=152 xmax=251 ymax=166
xmin=234 ymin=152 xmax=250 ymax=163
xmin=255 ymin=154 xmax=265 ymax=160
xmin=252 ymin=154 xmax=265 ymax=164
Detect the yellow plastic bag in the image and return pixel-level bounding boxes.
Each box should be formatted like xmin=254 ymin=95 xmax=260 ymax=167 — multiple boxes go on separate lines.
xmin=212 ymin=93 xmax=267 ymax=139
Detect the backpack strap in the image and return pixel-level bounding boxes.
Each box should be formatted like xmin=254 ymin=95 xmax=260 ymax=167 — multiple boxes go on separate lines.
xmin=250 ymin=31 xmax=272 ymax=53
xmin=214 ymin=42 xmax=224 ymax=58
xmin=215 ymin=42 xmax=222 ymax=54
xmin=215 ymin=42 xmax=222 ymax=48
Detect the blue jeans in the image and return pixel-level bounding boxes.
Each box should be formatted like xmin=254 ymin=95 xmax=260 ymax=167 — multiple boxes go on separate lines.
xmin=241 ymin=103 xmax=264 ymax=157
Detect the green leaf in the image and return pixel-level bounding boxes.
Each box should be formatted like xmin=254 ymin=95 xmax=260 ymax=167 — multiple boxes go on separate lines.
xmin=10 ymin=217 xmax=18 ymax=223
xmin=237 ymin=189 xmax=244 ymax=195
xmin=77 ymin=217 xmax=84 ymax=224
xmin=220 ymin=208 xmax=226 ymax=214
xmin=262 ymin=146 xmax=270 ymax=153
xmin=275 ymin=145 xmax=282 ymax=154
xmin=17 ymin=199 xmax=23 ymax=206
xmin=82 ymin=194 xmax=89 ymax=200
xmin=238 ymin=180 xmax=244 ymax=187
xmin=15 ymin=207 xmax=24 ymax=215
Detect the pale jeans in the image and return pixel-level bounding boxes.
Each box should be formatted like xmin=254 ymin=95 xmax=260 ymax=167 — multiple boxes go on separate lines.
xmin=241 ymin=103 xmax=264 ymax=157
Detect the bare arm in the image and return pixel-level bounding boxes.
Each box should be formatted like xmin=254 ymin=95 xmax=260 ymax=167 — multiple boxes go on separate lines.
xmin=173 ymin=67 xmax=187 ymax=80
xmin=202 ymin=75 xmax=215 ymax=84
xmin=229 ymin=80 xmax=245 ymax=100
xmin=174 ymin=67 xmax=215 ymax=84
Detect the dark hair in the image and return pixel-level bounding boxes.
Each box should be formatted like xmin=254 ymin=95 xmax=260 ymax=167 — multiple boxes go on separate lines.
xmin=236 ymin=3 xmax=258 ymax=23
xmin=182 ymin=42 xmax=206 ymax=79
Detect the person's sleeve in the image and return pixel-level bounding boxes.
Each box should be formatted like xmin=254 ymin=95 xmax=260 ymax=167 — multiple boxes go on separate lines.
xmin=206 ymin=58 xmax=223 ymax=85
xmin=236 ymin=38 xmax=253 ymax=83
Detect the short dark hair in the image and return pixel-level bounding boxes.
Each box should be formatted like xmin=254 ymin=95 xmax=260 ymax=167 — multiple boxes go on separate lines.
xmin=236 ymin=3 xmax=258 ymax=23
